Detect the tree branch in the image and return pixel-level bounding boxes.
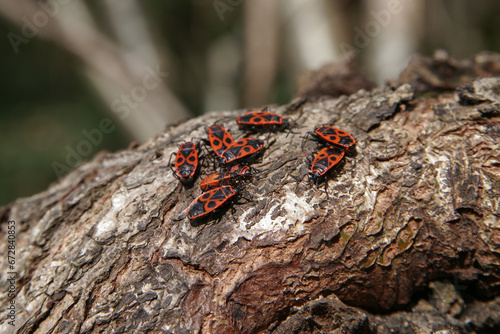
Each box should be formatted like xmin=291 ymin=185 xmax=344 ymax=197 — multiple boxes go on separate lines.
xmin=1 ymin=53 xmax=500 ymax=333
xmin=0 ymin=0 xmax=189 ymax=142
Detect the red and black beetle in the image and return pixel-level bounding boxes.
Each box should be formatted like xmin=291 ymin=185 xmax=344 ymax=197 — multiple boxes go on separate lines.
xmin=220 ymin=138 xmax=264 ymax=165
xmin=313 ymin=126 xmax=356 ymax=151
xmin=237 ymin=110 xmax=291 ymax=132
xmin=186 ymin=185 xmax=238 ymax=220
xmin=170 ymin=142 xmax=199 ymax=184
xmin=303 ymin=125 xmax=356 ymax=152
xmin=310 ymin=146 xmax=345 ymax=180
xmin=199 ymin=165 xmax=252 ymax=191
xmin=206 ymin=125 xmax=234 ymax=157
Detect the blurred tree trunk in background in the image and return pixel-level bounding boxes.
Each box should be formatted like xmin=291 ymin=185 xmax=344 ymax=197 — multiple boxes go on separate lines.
xmin=282 ymin=0 xmax=340 ymax=89
xmin=243 ymin=0 xmax=279 ymax=108
xmin=0 ymin=0 xmax=189 ymax=142
xmin=1 ymin=52 xmax=500 ymax=333
xmin=3 ymin=0 xmax=500 ymax=132
xmin=365 ymin=0 xmax=423 ymax=82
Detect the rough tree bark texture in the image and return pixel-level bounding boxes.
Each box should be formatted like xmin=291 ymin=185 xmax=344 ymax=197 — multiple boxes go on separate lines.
xmin=1 ymin=51 xmax=500 ymax=334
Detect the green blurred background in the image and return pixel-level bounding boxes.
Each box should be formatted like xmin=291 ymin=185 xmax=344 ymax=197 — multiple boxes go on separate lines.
xmin=1 ymin=0 xmax=499 ymax=206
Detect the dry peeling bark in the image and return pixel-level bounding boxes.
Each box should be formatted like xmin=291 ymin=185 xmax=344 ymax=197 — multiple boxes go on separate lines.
xmin=1 ymin=52 xmax=500 ymax=334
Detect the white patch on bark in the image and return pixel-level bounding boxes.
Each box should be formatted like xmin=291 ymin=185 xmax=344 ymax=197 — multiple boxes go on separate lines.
xmin=234 ymin=186 xmax=314 ymax=243
xmin=94 ymin=191 xmax=129 ymax=242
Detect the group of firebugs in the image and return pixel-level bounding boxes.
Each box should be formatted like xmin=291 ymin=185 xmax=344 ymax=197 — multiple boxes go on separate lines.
xmin=170 ymin=110 xmax=355 ymax=221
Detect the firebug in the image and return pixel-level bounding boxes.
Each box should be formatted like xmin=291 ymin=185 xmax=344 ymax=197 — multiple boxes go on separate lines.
xmin=237 ymin=110 xmax=291 ymax=132
xmin=171 ymin=142 xmax=199 ymax=184
xmin=206 ymin=125 xmax=234 ymax=157
xmin=186 ymin=185 xmax=238 ymax=220
xmin=199 ymin=172 xmax=228 ymax=192
xmin=304 ymin=126 xmax=355 ymax=151
xmin=228 ymin=164 xmax=251 ymax=176
xmin=199 ymin=164 xmax=252 ymax=191
xmin=220 ymin=138 xmax=264 ymax=165
xmin=310 ymin=146 xmax=345 ymax=179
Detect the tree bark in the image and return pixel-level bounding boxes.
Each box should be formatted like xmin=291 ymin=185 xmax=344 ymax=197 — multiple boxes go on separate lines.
xmin=1 ymin=51 xmax=500 ymax=334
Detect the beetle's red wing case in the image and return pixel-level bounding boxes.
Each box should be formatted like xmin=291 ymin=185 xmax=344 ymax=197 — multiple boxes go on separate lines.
xmin=208 ymin=125 xmax=234 ymax=157
xmin=221 ymin=138 xmax=264 ymax=164
xmin=199 ymin=172 xmax=228 ymax=191
xmin=236 ymin=111 xmax=288 ymax=132
xmin=186 ymin=186 xmax=237 ymax=220
xmin=311 ymin=147 xmax=345 ymax=178
xmin=175 ymin=142 xmax=198 ymax=182
xmin=314 ymin=126 xmax=355 ymax=150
